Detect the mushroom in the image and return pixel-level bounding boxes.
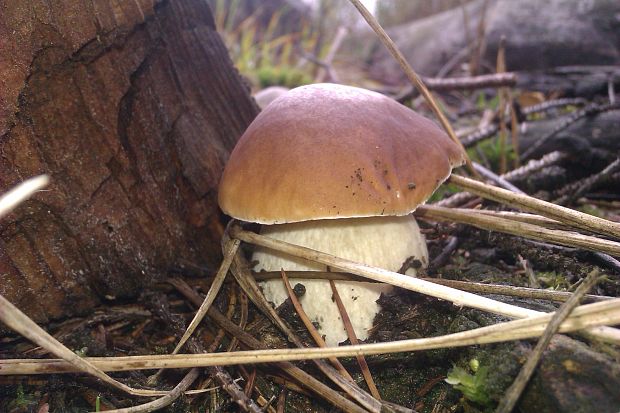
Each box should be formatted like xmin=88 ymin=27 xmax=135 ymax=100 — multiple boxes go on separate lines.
xmin=253 ymin=86 xmax=290 ymax=109
xmin=218 ymin=83 xmax=465 ymax=346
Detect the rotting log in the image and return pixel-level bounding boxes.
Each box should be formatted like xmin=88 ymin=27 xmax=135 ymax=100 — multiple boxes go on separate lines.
xmin=0 ymin=0 xmax=259 ymax=326
xmin=366 ymin=0 xmax=620 ymax=84
xmin=519 ymin=108 xmax=620 ymax=162
xmin=515 ymin=66 xmax=620 ymax=98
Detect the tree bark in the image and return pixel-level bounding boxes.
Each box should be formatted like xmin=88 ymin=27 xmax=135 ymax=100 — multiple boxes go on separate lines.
xmin=0 ymin=0 xmax=258 ymax=325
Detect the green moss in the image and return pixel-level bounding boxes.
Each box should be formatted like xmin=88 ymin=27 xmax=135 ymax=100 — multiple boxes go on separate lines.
xmin=256 ymin=65 xmax=312 ymax=88
xmin=536 ymin=271 xmax=571 ymax=290
xmin=11 ymin=384 xmax=36 ymax=410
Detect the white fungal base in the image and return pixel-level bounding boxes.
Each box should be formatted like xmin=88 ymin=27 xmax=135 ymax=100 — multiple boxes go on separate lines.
xmin=252 ymin=215 xmax=428 ymax=346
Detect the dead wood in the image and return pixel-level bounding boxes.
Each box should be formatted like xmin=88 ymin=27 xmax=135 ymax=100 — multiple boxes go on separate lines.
xmin=0 ymin=0 xmax=258 ymax=326
xmin=519 ymin=105 xmax=620 ymax=162
xmin=516 ymin=66 xmax=620 ymax=98
xmin=366 ymin=0 xmax=620 ymax=84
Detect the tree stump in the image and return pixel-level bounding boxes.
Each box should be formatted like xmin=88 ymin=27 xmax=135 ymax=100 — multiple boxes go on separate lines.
xmin=0 ymin=0 xmax=258 ymax=326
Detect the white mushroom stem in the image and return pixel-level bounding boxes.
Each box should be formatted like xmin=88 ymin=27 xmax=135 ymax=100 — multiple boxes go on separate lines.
xmin=252 ymin=215 xmax=428 ymax=346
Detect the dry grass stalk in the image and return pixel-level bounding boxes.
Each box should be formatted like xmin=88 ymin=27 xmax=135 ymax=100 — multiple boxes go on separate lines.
xmin=252 ymin=271 xmax=611 ymax=304
xmin=232 ymin=226 xmax=538 ymax=318
xmin=169 ymin=279 xmax=370 ymax=413
xmin=418 ymin=278 xmax=610 ymax=304
xmin=495 ymin=271 xmax=601 ymax=413
xmin=104 ymin=368 xmax=200 ymax=413
xmin=415 ymin=205 xmax=620 ymax=255
xmin=329 ymin=280 xmax=381 ymax=400
xmin=4 ymin=299 xmax=619 ymax=375
xmin=226 ymin=239 xmax=382 ymax=413
xmin=230 ymin=226 xmax=620 ymax=344
xmin=279 ymin=270 xmax=355 ymax=383
xmin=0 ymin=175 xmax=49 ymax=219
xmin=0 ymin=293 xmax=163 ymax=397
xmin=449 ymin=174 xmax=620 ymax=239
xmin=172 ymin=238 xmax=240 ymax=354
xmin=458 ymin=209 xmax=565 ymax=229
xmin=346 ymin=0 xmax=478 ymax=178
xmin=496 ymin=36 xmax=509 ymax=174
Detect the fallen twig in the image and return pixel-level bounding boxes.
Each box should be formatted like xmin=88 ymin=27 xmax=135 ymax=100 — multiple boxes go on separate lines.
xmin=103 ymin=368 xmax=200 ymax=413
xmin=168 ymin=278 xmax=369 ymax=413
xmin=280 ymin=270 xmax=355 ymax=383
xmin=461 ymin=124 xmax=499 ymax=148
xmin=329 ymin=280 xmax=381 ymax=400
xmin=230 ymin=225 xmax=620 ymax=344
xmin=473 ymin=162 xmax=525 ymax=194
xmin=448 ymin=174 xmax=620 ymax=239
xmin=427 ymin=73 xmax=517 ymax=91
xmin=4 ymin=299 xmax=619 ymax=374
xmin=251 ymin=271 xmax=610 ymax=304
xmin=395 ymin=73 xmax=517 ymax=101
xmin=173 ymin=239 xmax=240 ymax=354
xmin=554 ymin=157 xmax=620 ymax=205
xmin=521 ymin=98 xmax=587 ymax=116
xmin=428 ymin=236 xmax=460 ymax=272
xmin=416 ymin=205 xmax=620 ymax=255
xmin=501 ymin=151 xmax=567 ymax=182
xmin=346 ymin=0 xmax=477 ymax=177
xmin=171 ymin=278 xmax=371 ymax=413
xmin=437 ymin=151 xmax=567 ymax=208
xmin=314 ymin=26 xmax=347 ymax=83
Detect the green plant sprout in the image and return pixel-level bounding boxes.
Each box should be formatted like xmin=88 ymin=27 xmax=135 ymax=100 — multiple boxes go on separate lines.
xmin=467 ymin=137 xmax=516 ymax=173
xmin=446 ymin=361 xmax=492 ymax=406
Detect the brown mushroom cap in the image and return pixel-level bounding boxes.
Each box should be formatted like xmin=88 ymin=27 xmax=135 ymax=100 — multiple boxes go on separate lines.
xmin=218 ymin=83 xmax=465 ymax=224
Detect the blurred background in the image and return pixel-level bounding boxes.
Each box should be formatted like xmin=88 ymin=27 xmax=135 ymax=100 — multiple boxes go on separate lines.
xmin=207 ymin=0 xmax=619 ymax=93
xmin=207 ymin=0 xmax=619 ymax=174
xmin=206 ymin=0 xmax=472 ymax=91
